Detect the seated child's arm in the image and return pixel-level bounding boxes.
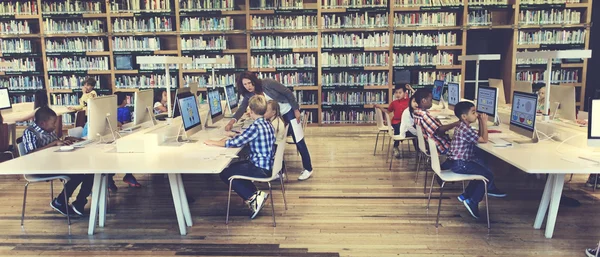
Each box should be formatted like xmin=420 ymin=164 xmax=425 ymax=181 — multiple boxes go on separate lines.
xmin=436 ymin=120 xmax=460 ymax=136
xmin=205 ymin=125 xmax=257 ymax=147
xmin=477 ymin=113 xmax=488 ymax=143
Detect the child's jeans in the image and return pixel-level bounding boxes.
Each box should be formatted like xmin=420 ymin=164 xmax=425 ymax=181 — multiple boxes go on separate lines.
xmin=441 ymin=158 xmax=497 ymax=204
xmin=41 ymin=174 xmax=93 ymax=207
xmin=220 ymin=160 xmax=271 ymax=200
xmin=392 ymin=123 xmax=400 ymax=147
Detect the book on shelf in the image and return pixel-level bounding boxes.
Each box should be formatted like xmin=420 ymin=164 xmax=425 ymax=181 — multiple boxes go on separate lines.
xmin=0 ymin=58 xmax=37 ymax=72
xmin=294 ymin=91 xmax=317 ymax=105
xmin=321 ymin=110 xmax=375 ymax=124
xmin=322 ymin=13 xmax=389 ymax=29
xmin=520 ymin=0 xmax=580 ymax=4
xmin=0 ymin=38 xmax=33 ymax=53
xmin=46 ymin=56 xmax=109 ymax=71
xmin=183 ymin=55 xmax=235 ymax=69
xmin=113 ymin=17 xmax=172 ymax=32
xmin=518 ymin=9 xmax=581 ymax=25
xmin=0 ymin=76 xmax=43 ymax=90
xmin=395 ymin=0 xmax=462 ymax=7
xmin=110 ymin=0 xmax=171 ymax=13
xmin=0 ymin=21 xmax=31 ymax=35
xmin=251 ymin=15 xmax=318 ymax=30
xmin=393 ymin=51 xmax=455 ymax=66
xmin=517 ymin=29 xmax=586 ymax=45
xmin=251 ymin=0 xmax=303 ymax=10
xmin=516 ymin=69 xmax=579 ymax=83
xmin=257 ymin=71 xmax=316 ymax=86
xmin=250 ymin=35 xmax=317 ymax=49
xmin=251 ymin=53 xmax=316 ymax=68
xmin=467 ymin=0 xmax=507 ymax=5
xmin=322 ymin=32 xmax=390 ymax=48
xmin=45 ymin=38 xmax=105 ymax=53
xmin=393 ymin=31 xmax=457 ymax=47
xmin=322 ymin=91 xmax=388 ymax=105
xmin=516 ymin=50 xmax=567 ymax=65
xmin=182 ymin=36 xmax=227 ymax=50
xmin=113 ymin=36 xmax=161 ymax=51
xmin=394 ymin=12 xmax=457 ymax=27
xmin=115 ymin=74 xmax=178 ymax=89
xmin=42 ymin=1 xmax=102 ymax=14
xmin=417 ymin=71 xmax=461 ymax=84
xmin=322 ymin=71 xmax=388 ymax=86
xmin=140 ymin=57 xmax=179 ymax=70
xmin=181 ymin=0 xmax=235 ymax=11
xmin=43 ymin=19 xmax=104 ymax=34
xmin=180 ymin=17 xmax=234 ymax=32
xmin=468 ymin=10 xmax=492 ymax=26
xmin=51 ymin=93 xmax=80 ymax=106
xmin=322 ymin=0 xmax=388 ymax=8
xmin=0 ymin=1 xmax=38 ymax=15
xmin=49 ymin=75 xmax=102 ymax=90
xmin=183 ymin=74 xmax=236 ymax=87
xmin=321 ymin=52 xmax=389 ymax=67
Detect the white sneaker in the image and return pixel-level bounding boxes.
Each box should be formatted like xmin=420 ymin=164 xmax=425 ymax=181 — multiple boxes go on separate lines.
xmin=275 ymin=172 xmax=286 ymax=180
xmin=298 ymin=170 xmax=313 ymax=181
xmin=393 ymin=148 xmax=401 ymax=158
xmin=248 ymin=191 xmax=268 ymax=219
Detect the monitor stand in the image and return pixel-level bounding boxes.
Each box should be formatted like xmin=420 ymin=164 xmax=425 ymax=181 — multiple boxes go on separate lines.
xmin=175 ymin=124 xmax=198 ymax=143
xmin=98 ymin=116 xmax=119 ymax=144
xmin=204 ymin=113 xmax=219 ymax=129
xmin=512 ymin=132 xmax=539 ymax=144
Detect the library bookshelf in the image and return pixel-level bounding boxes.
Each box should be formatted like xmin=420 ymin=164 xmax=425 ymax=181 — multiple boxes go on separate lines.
xmin=0 ymin=0 xmax=592 ymax=126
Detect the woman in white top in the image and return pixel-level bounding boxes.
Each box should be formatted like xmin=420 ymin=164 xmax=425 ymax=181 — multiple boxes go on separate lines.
xmin=399 ymin=93 xmax=419 ymax=151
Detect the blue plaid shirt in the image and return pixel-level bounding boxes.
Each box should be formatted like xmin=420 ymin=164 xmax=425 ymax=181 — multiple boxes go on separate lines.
xmin=225 ymin=117 xmax=275 ymax=170
xmin=22 ymin=123 xmax=58 ymax=155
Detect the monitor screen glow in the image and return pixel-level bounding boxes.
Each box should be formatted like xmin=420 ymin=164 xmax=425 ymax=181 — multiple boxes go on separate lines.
xmin=447 ymin=82 xmax=460 ymax=107
xmin=225 ymin=85 xmax=238 ymax=110
xmin=178 ymin=94 xmax=201 ymax=131
xmin=476 ymin=87 xmax=497 ymax=117
xmin=511 ymin=92 xmax=538 ymax=132
xmin=207 ymin=88 xmax=223 ymax=118
xmin=0 ymin=88 xmax=11 ymax=110
xmin=432 ymin=80 xmax=444 ymax=102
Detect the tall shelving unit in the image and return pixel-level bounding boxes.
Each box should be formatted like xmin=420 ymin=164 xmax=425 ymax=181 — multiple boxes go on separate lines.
xmin=0 ymin=0 xmax=592 ymax=126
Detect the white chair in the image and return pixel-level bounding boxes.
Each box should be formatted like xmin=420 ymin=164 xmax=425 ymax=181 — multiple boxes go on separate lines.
xmin=425 ymin=138 xmax=490 ymax=229
xmin=415 ymin=126 xmax=432 ymax=193
xmin=17 ymin=142 xmax=71 ymax=228
xmin=373 ymin=107 xmax=389 ymax=155
xmin=226 ymin=139 xmax=288 ymax=227
xmin=384 ymin=112 xmax=415 ymax=170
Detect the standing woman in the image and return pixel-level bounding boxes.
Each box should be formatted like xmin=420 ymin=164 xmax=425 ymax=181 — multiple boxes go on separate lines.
xmin=224 ymin=72 xmax=314 ymax=181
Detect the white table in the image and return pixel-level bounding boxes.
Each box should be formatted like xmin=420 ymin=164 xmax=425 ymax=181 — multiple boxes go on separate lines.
xmin=0 ymin=119 xmax=240 ymax=236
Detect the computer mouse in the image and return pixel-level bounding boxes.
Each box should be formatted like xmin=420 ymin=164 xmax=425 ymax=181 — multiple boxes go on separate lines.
xmin=60 ymin=145 xmax=74 ymax=151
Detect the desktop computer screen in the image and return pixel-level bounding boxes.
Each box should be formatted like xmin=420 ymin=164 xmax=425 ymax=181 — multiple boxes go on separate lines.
xmin=172 ymin=88 xmax=190 ymax=118
xmin=133 ymin=89 xmax=155 ymax=126
xmin=0 ymin=88 xmax=11 ymax=110
xmin=87 ymin=95 xmax=118 ymax=141
xmin=207 ymin=87 xmax=223 ymax=124
xmin=432 ymin=80 xmax=444 ymax=103
xmin=588 ymin=99 xmax=600 ymax=147
xmin=549 ymin=85 xmax=576 ymax=122
xmin=447 ymin=82 xmax=460 ymax=110
xmin=178 ymin=93 xmax=201 ymax=132
xmin=224 ymin=84 xmax=238 ymax=113
xmin=476 ymin=86 xmax=498 ymax=122
xmin=510 ymin=91 xmax=538 ymax=139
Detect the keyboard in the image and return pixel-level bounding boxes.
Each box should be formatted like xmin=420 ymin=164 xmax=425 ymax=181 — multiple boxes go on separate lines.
xmin=120 ymin=125 xmax=142 ymax=133
xmin=488 ymin=138 xmax=512 ymax=146
xmin=72 ymin=139 xmax=95 ymax=148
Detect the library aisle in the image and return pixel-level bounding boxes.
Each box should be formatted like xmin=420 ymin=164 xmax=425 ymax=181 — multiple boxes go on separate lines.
xmin=0 ymin=126 xmax=597 ymax=256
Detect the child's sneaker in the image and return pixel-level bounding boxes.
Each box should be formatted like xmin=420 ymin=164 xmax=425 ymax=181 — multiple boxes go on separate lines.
xmin=463 ymin=199 xmax=480 ymax=219
xmin=247 ymin=191 xmax=269 ymax=219
xmin=586 ymin=246 xmax=598 ymax=257
xmin=71 ymin=201 xmax=87 ymax=217
xmin=487 ymin=188 xmax=507 ymax=198
xmin=298 ymin=170 xmax=313 ymax=181
xmin=108 ymin=179 xmax=118 ymax=193
xmin=393 ymin=148 xmax=401 ymax=158
xmin=457 ymin=194 xmax=467 ymax=203
xmin=123 ymin=174 xmax=142 ymax=187
xmin=50 ymin=199 xmax=71 ymax=217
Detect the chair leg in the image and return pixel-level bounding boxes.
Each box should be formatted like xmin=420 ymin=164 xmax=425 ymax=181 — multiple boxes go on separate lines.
xmin=225 ymin=179 xmax=233 ymax=225
xmin=426 ymin=174 xmax=436 ymax=211
xmin=567 ymin=173 xmax=574 ymax=182
xmin=423 ymin=158 xmax=429 ymax=194
xmin=386 ymin=137 xmax=392 ymax=164
xmin=594 ymin=175 xmax=598 ymax=192
xmin=435 ymin=182 xmax=446 ymax=228
xmin=389 ymin=140 xmax=394 ymax=171
xmin=415 ymin=153 xmax=422 ymax=182
xmin=50 ymin=181 xmax=54 ymax=201
xmin=381 ymin=133 xmax=386 ymax=151
xmin=62 ymin=180 xmax=71 ymax=228
xmin=283 ymin=163 xmax=289 ymax=183
xmin=373 ymin=131 xmax=380 ymax=155
xmin=462 ymin=181 xmax=466 ymax=193
xmin=268 ymin=183 xmax=276 ymax=227
xmin=279 ymin=173 xmax=288 ymax=210
xmin=400 ymin=141 xmax=405 ymax=158
xmin=484 ymin=181 xmax=491 ymax=229
xmin=21 ymin=182 xmax=29 ymax=227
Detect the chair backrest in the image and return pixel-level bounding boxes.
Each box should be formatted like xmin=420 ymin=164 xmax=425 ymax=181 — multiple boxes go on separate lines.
xmin=271 ymin=139 xmax=287 ymax=179
xmin=17 ymin=141 xmax=26 ymax=157
xmin=68 ymin=127 xmax=84 ymax=138
xmin=384 ymin=111 xmax=396 ymax=137
xmin=416 ymin=125 xmax=429 ymax=155
xmin=427 ymin=138 xmax=443 ymax=176
xmin=75 ymin=110 xmax=86 ymax=128
xmin=375 ymin=107 xmax=385 ymax=129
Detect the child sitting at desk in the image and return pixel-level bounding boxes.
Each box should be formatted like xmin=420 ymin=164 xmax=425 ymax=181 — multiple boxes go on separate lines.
xmin=399 ymin=93 xmax=419 ymax=151
xmin=68 ymin=77 xmax=97 ymax=111
xmin=376 ymin=84 xmax=415 ymax=158
xmin=440 ymin=101 xmax=507 ymax=219
xmin=22 ymin=107 xmax=93 ymax=217
xmin=110 ymin=93 xmax=141 ymax=190
xmin=413 ymin=89 xmax=458 ymax=155
xmin=205 ymin=95 xmax=275 ymax=219
xmin=154 ymin=90 xmax=168 ymax=115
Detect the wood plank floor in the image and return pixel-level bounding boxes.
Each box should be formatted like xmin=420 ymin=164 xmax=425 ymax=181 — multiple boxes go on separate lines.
xmin=0 ymin=126 xmax=598 ymax=256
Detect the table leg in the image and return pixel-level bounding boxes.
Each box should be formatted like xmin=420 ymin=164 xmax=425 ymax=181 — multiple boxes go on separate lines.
xmin=168 ymin=173 xmax=187 ymax=235
xmin=534 ymin=174 xmax=554 ymax=229
xmin=176 ymin=174 xmax=193 ymax=227
xmin=545 ymin=174 xmax=565 ymax=239
xmin=99 ymin=175 xmax=108 ymax=228
xmin=10 ymin=124 xmax=16 ymax=149
xmin=87 ymin=173 xmax=103 ymax=235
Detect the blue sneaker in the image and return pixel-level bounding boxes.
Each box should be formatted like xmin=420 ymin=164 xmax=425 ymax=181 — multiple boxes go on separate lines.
xmin=463 ymin=199 xmax=480 ymax=219
xmin=457 ymin=194 xmax=467 ymax=203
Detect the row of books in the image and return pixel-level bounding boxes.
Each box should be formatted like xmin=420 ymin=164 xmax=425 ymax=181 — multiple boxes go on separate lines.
xmin=516 ymin=69 xmax=579 ymax=83
xmin=518 ymin=9 xmax=582 ymax=25
xmin=516 ymin=50 xmax=562 ymax=65
xmin=393 ymin=31 xmax=458 ymax=47
xmin=322 ymin=13 xmax=388 ymax=29
xmin=321 ymin=52 xmax=389 ymax=67
xmin=0 ymin=38 xmax=33 ymax=53
xmin=321 ymin=110 xmax=375 ymax=124
xmin=113 ymin=36 xmax=161 ymax=51
xmin=49 ymin=75 xmax=102 ymax=89
xmin=394 ymin=12 xmax=457 ymax=27
xmin=466 ymin=0 xmax=508 ymax=5
xmin=181 ymin=0 xmax=235 ymax=11
xmin=257 ymin=72 xmax=316 ymax=86
xmin=0 ymin=58 xmax=37 ymax=71
xmin=180 ymin=17 xmax=234 ymax=32
xmin=295 ymin=91 xmax=318 ymax=105
xmin=115 ymin=75 xmax=178 ymax=88
xmin=44 ymin=19 xmax=104 ymax=34
xmin=417 ymin=71 xmax=461 ymax=85
xmin=183 ymin=74 xmax=236 ymax=87
xmin=10 ymin=95 xmax=35 ymax=104
xmin=0 ymin=21 xmax=31 ymax=35
xmin=322 ymin=71 xmax=388 ymax=86
xmin=42 ymin=1 xmax=102 ymax=14
xmin=0 ymin=1 xmax=37 ymax=15
xmin=322 ymin=0 xmax=388 ymax=8
xmin=184 ymin=55 xmax=235 ymax=69
xmin=322 ymin=32 xmax=390 ymax=48
xmin=140 ymin=62 xmax=178 ymax=70
xmin=46 ymin=56 xmax=109 ymax=71
xmin=251 ymin=15 xmax=318 ymax=30
xmin=51 ymin=93 xmax=79 ymax=106
xmin=520 ymin=0 xmax=580 ymax=4
xmin=393 ymin=51 xmax=455 ymax=66
xmin=0 ymin=76 xmax=44 ymax=90
xmin=113 ymin=17 xmax=172 ymax=33
xmin=46 ymin=38 xmax=105 ymax=52
xmin=109 ymin=0 xmax=171 ymax=13
xmin=250 ymin=0 xmax=304 ymax=9
xmin=250 ymin=54 xmax=316 ymax=68
xmin=517 ymin=29 xmax=586 ymax=45
xmin=250 ymin=35 xmax=318 ymax=49
xmin=182 ymin=36 xmax=227 ymax=50
xmin=322 ymin=91 xmax=388 ymax=105
xmin=468 ymin=10 xmax=492 ymax=26
xmin=394 ymin=0 xmax=462 ymax=7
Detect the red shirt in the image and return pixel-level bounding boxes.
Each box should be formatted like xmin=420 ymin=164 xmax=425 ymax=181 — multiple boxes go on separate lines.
xmin=388 ymin=98 xmax=409 ymax=125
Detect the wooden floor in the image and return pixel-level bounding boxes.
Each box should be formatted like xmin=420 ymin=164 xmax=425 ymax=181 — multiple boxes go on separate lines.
xmin=0 ymin=126 xmax=598 ymax=257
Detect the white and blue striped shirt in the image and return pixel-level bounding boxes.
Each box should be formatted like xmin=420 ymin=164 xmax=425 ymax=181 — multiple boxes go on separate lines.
xmin=225 ymin=117 xmax=275 ymax=170
xmin=22 ymin=123 xmax=58 ymax=155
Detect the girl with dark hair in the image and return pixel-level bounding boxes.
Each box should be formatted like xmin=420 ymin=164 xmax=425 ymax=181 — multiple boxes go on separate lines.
xmin=153 ymin=90 xmax=168 ymax=114
xmin=224 ymin=71 xmax=314 ymax=181
xmin=400 ymin=92 xmax=419 ymax=151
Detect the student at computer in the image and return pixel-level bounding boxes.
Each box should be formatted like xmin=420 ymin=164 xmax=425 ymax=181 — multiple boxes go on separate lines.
xmin=224 ymin=71 xmax=314 ymax=181
xmin=205 ymin=95 xmax=275 ymax=219
xmin=376 ymin=84 xmax=415 ymax=158
xmin=68 ymin=77 xmax=97 ymax=111
xmin=22 ymin=107 xmax=93 ymax=216
xmin=413 ymin=89 xmax=458 ymax=154
xmin=399 ymin=93 xmax=419 ymax=151
xmin=153 ymin=90 xmax=168 ymax=114
xmin=440 ymin=101 xmax=506 ymax=219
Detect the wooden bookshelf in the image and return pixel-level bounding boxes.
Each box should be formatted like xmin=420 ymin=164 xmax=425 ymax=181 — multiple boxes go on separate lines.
xmin=0 ymin=0 xmax=591 ymax=125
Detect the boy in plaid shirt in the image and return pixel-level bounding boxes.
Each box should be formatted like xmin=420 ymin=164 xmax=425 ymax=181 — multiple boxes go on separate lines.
xmin=205 ymin=95 xmax=275 ymax=219
xmin=441 ymin=101 xmax=506 ymax=219
xmin=413 ymin=89 xmax=458 ymax=154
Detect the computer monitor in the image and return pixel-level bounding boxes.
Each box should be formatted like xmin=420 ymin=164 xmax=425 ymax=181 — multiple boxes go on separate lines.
xmin=476 ymin=86 xmax=498 ymax=123
xmin=223 ymin=84 xmax=238 ymax=114
xmin=548 ymin=85 xmax=576 ymax=122
xmin=488 ymin=78 xmax=506 ymax=105
xmin=206 ymin=87 xmax=223 ymax=127
xmin=172 ymin=87 xmax=190 ymax=118
xmin=0 ymin=88 xmax=11 ymax=110
xmin=432 ymin=80 xmax=444 ymax=104
xmin=588 ymin=99 xmax=600 ymax=147
xmin=87 ymin=95 xmax=118 ymax=142
xmin=514 ymin=81 xmax=533 ymax=94
xmin=447 ymin=82 xmax=460 ymax=110
xmin=133 ymin=89 xmax=156 ymax=127
xmin=510 ymin=91 xmax=538 ymax=141
xmin=177 ymin=91 xmax=202 ymax=139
